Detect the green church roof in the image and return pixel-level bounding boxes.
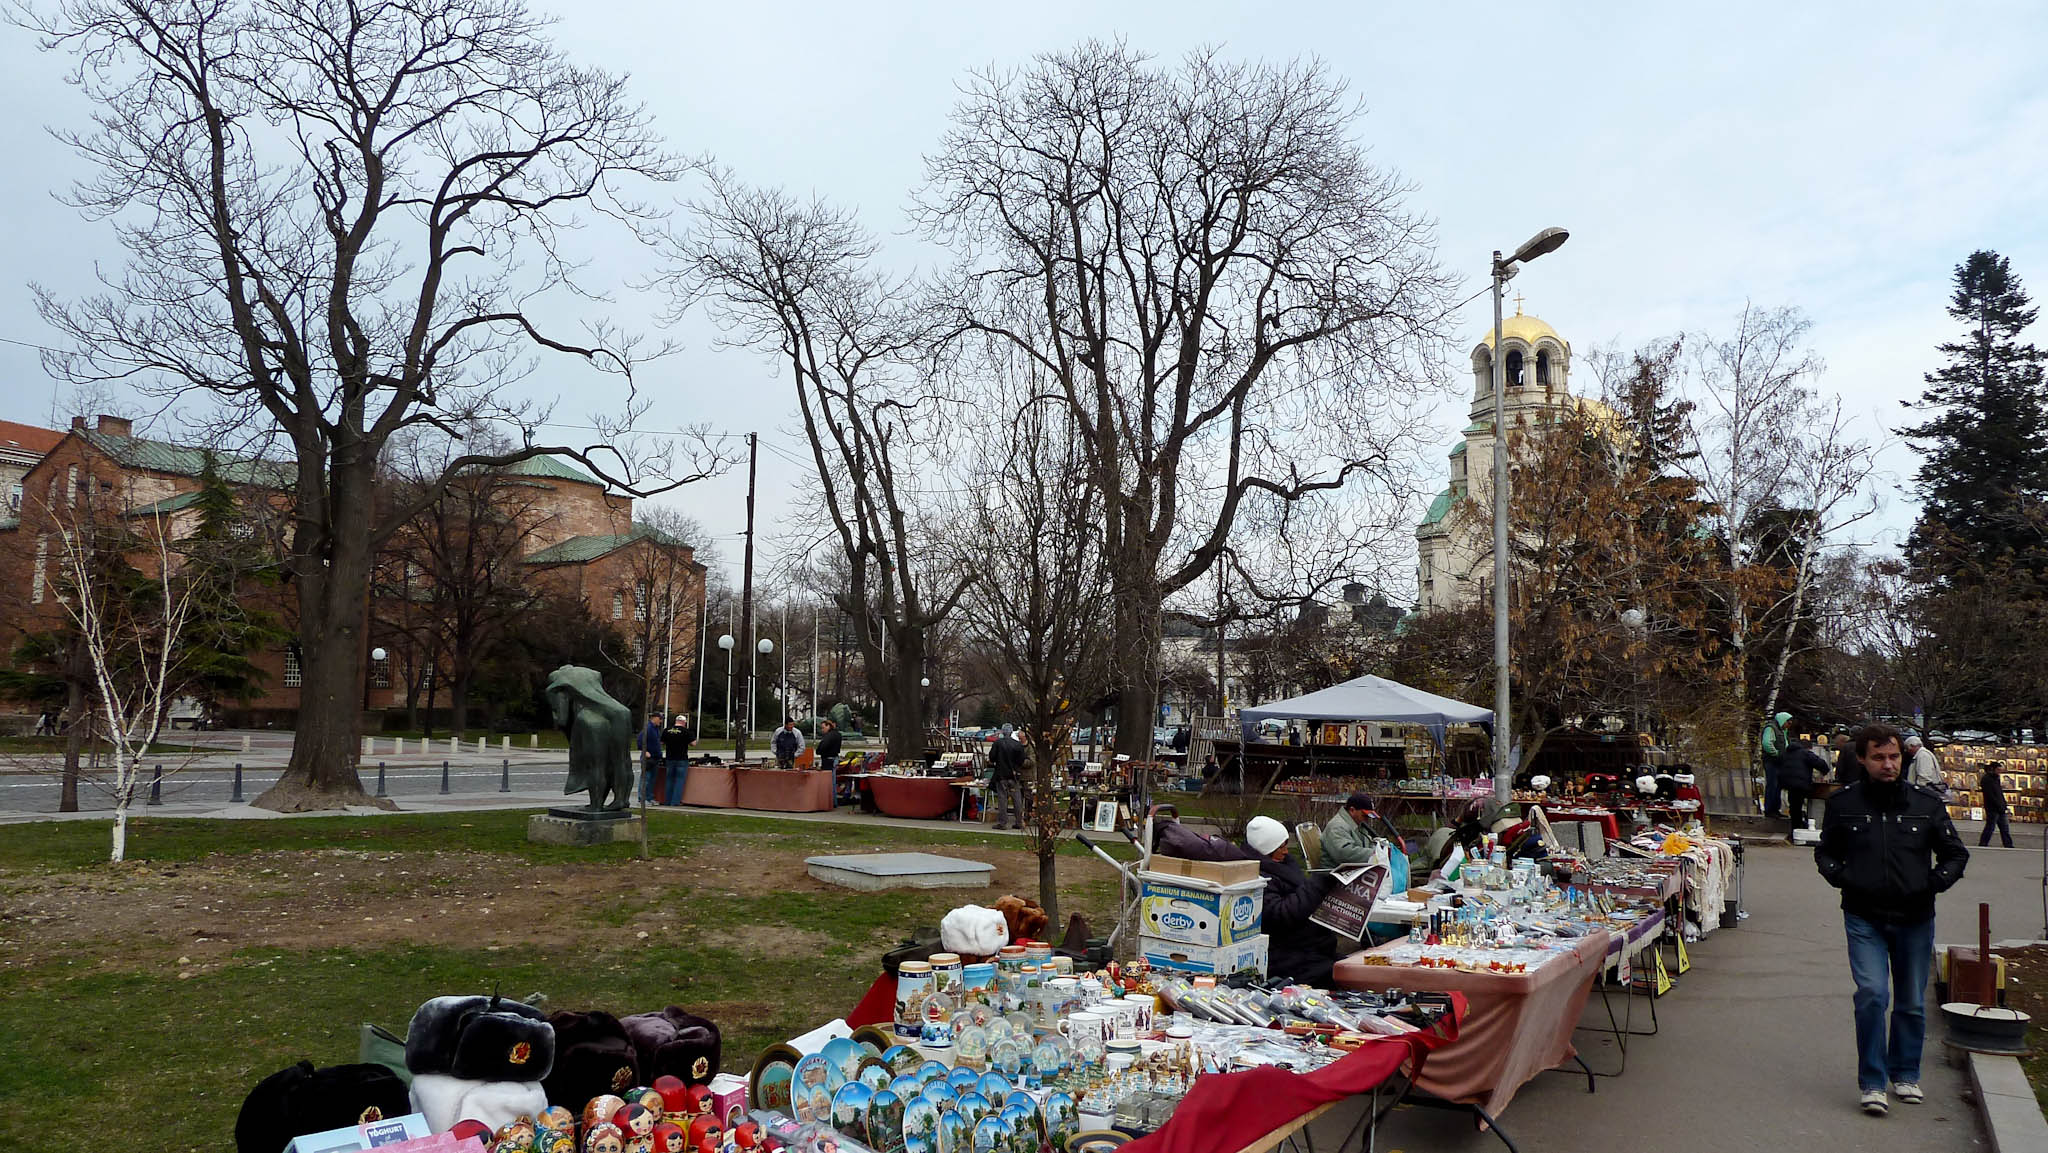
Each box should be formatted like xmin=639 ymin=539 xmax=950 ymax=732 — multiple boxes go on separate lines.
xmin=524 ymin=522 xmax=689 ymax=566
xmin=1414 ymin=488 xmax=1455 ymax=536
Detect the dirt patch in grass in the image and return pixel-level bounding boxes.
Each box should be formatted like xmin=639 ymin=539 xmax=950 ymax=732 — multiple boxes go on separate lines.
xmin=1989 ymin=944 xmax=2048 ymax=1112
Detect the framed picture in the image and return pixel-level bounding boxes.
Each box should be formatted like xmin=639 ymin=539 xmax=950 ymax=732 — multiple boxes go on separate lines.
xmin=1091 ymin=801 xmax=1118 ymax=832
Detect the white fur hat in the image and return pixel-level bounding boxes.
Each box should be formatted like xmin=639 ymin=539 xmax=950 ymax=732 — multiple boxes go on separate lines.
xmin=408 ymin=1073 xmax=547 ymax=1134
xmin=940 ymin=904 xmax=1010 ymax=957
xmin=1246 ymin=816 xmax=1289 ymax=856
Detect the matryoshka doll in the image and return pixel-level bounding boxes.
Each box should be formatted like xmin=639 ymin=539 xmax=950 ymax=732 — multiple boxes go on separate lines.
xmin=632 ymin=1087 xmax=668 ymax=1121
xmin=653 ymin=1076 xmax=690 ymax=1115
xmin=493 ymin=1117 xmax=539 ymax=1153
xmin=613 ymin=1104 xmax=657 ymax=1142
xmin=649 ymin=1121 xmax=690 ymax=1153
xmin=583 ymin=1095 xmax=629 ymax=1135
xmin=582 ymin=1121 xmax=626 ymax=1153
xmin=535 ymin=1107 xmax=578 ymax=1153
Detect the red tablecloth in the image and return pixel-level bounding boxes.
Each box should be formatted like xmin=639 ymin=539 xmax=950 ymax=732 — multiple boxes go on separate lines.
xmin=1541 ymin=808 xmax=1621 ymax=840
xmin=1332 ymin=930 xmax=1608 ymax=1116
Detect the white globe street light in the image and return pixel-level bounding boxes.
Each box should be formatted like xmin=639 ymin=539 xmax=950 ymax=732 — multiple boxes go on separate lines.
xmin=718 ymin=634 xmax=735 ymax=651
xmin=921 ymin=677 xmax=931 ymax=688
xmin=1620 ymin=607 xmax=1646 ymax=630
xmin=370 ymin=647 xmax=387 ymax=662
xmin=758 ymin=638 xmax=775 ymax=655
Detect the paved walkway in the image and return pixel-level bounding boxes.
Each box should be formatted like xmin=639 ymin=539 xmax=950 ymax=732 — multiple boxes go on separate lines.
xmin=1325 ymin=837 xmax=2038 ymax=1152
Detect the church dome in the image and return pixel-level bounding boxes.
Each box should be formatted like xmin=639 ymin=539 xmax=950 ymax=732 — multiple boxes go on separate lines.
xmin=1478 ymin=309 xmax=1567 ymax=351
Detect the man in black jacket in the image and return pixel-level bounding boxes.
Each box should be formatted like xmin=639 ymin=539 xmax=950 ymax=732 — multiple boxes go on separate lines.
xmin=661 ymin=714 xmax=693 ymax=804
xmin=1243 ymin=816 xmax=1339 ymax=986
xmin=1814 ymin=722 xmax=1969 ymax=1117
xmin=987 ymin=725 xmax=1029 ymax=830
xmin=815 ymin=718 xmax=844 ymax=770
xmin=1780 ymin=739 xmax=1833 ymax=837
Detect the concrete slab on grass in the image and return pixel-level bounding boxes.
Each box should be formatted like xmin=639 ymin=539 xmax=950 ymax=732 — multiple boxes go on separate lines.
xmin=807 ymin=852 xmax=994 ymax=890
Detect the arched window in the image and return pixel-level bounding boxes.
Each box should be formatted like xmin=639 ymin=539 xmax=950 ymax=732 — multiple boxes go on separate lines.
xmin=1505 ymin=350 xmax=1524 ymax=387
xmin=1536 ymin=349 xmax=1551 ymax=385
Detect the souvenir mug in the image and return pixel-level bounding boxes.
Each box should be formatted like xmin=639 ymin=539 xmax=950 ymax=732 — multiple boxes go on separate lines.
xmin=1120 ymin=993 xmax=1155 ymax=1034
xmin=929 ymin=953 xmax=964 ymax=995
xmin=1041 ymin=977 xmax=1080 ymax=1025
xmin=1057 ymin=1010 xmax=1110 ymax=1049
xmin=897 ymin=961 xmax=934 ymax=1037
xmin=962 ymin=962 xmax=998 ymax=1003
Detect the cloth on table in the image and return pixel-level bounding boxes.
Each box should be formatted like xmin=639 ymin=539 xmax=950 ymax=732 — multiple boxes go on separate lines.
xmin=1118 ymin=1003 xmax=1462 ymax=1153
xmin=1333 ymin=929 xmax=1609 ymax=1117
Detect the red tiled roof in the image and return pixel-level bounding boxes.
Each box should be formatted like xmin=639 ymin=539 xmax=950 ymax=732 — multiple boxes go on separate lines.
xmin=0 ymin=420 xmax=65 ymax=456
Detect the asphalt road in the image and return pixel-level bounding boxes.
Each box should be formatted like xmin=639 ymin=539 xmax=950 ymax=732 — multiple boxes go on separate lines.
xmin=0 ymin=759 xmax=576 ymax=812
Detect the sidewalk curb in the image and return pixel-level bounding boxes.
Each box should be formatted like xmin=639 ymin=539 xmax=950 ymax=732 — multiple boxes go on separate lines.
xmin=1969 ymin=1051 xmax=2048 ymax=1152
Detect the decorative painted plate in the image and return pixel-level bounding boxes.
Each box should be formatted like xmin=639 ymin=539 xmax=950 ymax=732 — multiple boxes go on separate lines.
xmin=858 ymin=1056 xmax=895 ymax=1092
xmin=976 ymin=1072 xmax=1011 ymax=1103
xmin=971 ymin=1116 xmax=1011 ymax=1153
xmin=831 ymin=1081 xmax=874 ymax=1144
xmin=902 ymin=1096 xmax=942 ymax=1147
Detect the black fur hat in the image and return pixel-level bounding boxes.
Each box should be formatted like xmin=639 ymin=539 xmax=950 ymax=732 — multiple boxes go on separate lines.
xmin=235 ymin=1061 xmax=411 ymax=1153
xmin=541 ymin=1009 xmax=641 ymax=1109
xmin=619 ymin=1006 xmax=722 ymax=1086
xmin=405 ymin=995 xmax=555 ymax=1083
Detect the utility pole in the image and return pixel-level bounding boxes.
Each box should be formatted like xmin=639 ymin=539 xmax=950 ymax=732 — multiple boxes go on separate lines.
xmin=779 ymin=600 xmax=788 ymax=727
xmin=737 ymin=432 xmax=758 ymax=761
xmin=1215 ymin=555 xmax=1227 ymax=720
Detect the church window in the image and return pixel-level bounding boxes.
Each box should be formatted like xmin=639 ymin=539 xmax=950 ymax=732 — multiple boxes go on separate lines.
xmin=283 ymin=645 xmax=303 ymax=688
xmin=611 ymin=591 xmax=625 ymax=619
xmin=1505 ymin=350 xmax=1524 ymax=387
xmin=1536 ymin=349 xmax=1551 ymax=385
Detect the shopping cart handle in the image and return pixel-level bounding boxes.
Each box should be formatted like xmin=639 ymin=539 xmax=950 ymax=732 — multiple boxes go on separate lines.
xmin=1074 ymin=833 xmax=1101 ymax=852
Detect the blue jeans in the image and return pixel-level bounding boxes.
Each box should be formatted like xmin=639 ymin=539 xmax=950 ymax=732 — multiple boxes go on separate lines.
xmin=665 ymin=758 xmax=689 ymax=805
xmin=1845 ymin=912 xmax=1935 ymax=1091
xmin=640 ymin=756 xmax=664 ymax=802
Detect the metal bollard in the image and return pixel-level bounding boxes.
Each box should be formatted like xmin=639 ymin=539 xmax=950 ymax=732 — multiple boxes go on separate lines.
xmin=439 ymin=760 xmax=451 ymax=795
xmin=148 ymin=764 xmax=163 ymax=806
xmin=231 ymin=762 xmax=244 ymax=803
xmin=241 ymin=734 xmax=250 ymax=753
xmin=499 ymin=758 xmax=511 ymax=793
xmin=375 ymin=761 xmax=388 ymax=798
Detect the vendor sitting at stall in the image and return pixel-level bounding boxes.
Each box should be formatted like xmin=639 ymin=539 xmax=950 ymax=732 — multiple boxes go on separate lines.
xmin=1243 ymin=816 xmax=1340 ymax=986
xmin=1321 ymin=791 xmax=1380 ymax=866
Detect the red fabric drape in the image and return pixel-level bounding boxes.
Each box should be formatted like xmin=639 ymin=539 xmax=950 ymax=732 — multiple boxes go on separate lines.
xmin=1119 ymin=998 xmax=1461 ymax=1153
xmin=847 ymin=972 xmax=898 ymax=1029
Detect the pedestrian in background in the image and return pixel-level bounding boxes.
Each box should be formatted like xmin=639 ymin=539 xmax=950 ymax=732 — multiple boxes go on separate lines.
xmin=988 ymin=724 xmax=1028 ymax=830
xmin=1833 ymin=732 xmax=1862 ymax=788
xmin=1760 ymin=710 xmax=1792 ymax=818
xmin=772 ymin=717 xmax=804 ymax=770
xmin=815 ymin=717 xmax=843 ymax=769
xmin=1904 ymin=735 xmax=1943 ymax=789
xmin=1781 ymin=738 xmax=1832 ymax=837
xmin=639 ymin=711 xmax=667 ymax=804
xmin=661 ymin=713 xmax=693 ymax=805
xmin=1979 ymin=762 xmax=2013 ymax=848
xmin=1814 ymin=722 xmax=1969 ymax=1117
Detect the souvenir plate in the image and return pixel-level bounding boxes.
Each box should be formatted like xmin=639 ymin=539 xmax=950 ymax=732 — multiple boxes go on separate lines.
xmin=868 ymin=1090 xmax=907 ymax=1153
xmin=904 ymin=1137 xmax=932 ymax=1153
xmin=832 ymin=1082 xmax=875 ymax=1143
xmin=976 ymin=1071 xmax=1011 ymax=1102
xmin=889 ymin=1074 xmax=925 ymax=1099
xmin=903 ymin=1097 xmax=942 ymax=1147
xmin=858 ymin=1056 xmax=895 ymax=1091
xmin=937 ymin=1108 xmax=969 ymax=1153
xmin=851 ymin=1024 xmax=896 ymax=1054
xmin=946 ymin=1066 xmax=981 ymax=1092
xmin=793 ymin=1053 xmax=841 ymax=1097
xmin=747 ymin=1044 xmax=802 ymax=1116
xmin=953 ymin=1091 xmax=991 ymax=1128
xmin=1042 ymin=1092 xmax=1078 ymax=1149
xmin=919 ymin=1080 xmax=957 ymax=1110
xmin=883 ymin=1045 xmax=924 ymax=1076
xmin=971 ymin=1116 xmax=1011 ymax=1153
xmin=1003 ymin=1098 xmax=1045 ymax=1147
xmin=822 ymin=1037 xmax=865 ymax=1086
xmin=799 ymin=1083 xmax=836 ymax=1127
xmin=916 ymin=1060 xmax=950 ymax=1085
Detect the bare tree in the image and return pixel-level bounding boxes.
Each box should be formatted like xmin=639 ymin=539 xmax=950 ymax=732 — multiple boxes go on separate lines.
xmin=917 ymin=42 xmax=1455 ymax=756
xmin=598 ymin=506 xmax=707 ymax=718
xmin=1679 ymin=303 xmax=1828 ymax=765
xmin=676 ymin=177 xmax=969 ymax=759
xmin=955 ymin=377 xmax=1114 ymax=931
xmin=47 ymin=504 xmax=197 ymax=861
xmin=21 ymin=0 xmax=723 ymax=809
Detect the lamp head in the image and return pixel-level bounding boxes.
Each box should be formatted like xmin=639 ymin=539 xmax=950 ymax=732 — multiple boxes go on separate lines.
xmin=1512 ymin=227 xmax=1569 ymax=264
xmin=920 ymin=677 xmax=931 ymax=687
xmin=370 ymin=647 xmax=387 ymax=662
xmin=717 ymin=634 xmax=735 ymax=651
xmin=757 ymin=638 xmax=774 ymax=655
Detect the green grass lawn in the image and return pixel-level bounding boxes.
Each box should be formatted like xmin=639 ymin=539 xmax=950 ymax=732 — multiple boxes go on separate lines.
xmin=0 ymin=808 xmax=1131 ymax=1153
xmin=0 ymin=734 xmax=211 ymax=756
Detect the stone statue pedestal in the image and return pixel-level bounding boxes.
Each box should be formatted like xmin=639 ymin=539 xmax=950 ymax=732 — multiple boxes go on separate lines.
xmin=528 ymin=808 xmax=643 ymax=846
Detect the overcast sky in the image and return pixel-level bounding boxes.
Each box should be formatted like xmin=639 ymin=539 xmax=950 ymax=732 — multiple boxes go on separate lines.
xmin=3 ymin=1 xmax=2043 ymax=598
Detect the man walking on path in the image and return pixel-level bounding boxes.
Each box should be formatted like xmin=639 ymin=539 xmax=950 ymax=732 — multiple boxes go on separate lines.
xmin=988 ymin=724 xmax=1028 ymax=830
xmin=639 ymin=712 xmax=667 ymax=803
xmin=1814 ymin=722 xmax=1969 ymax=1117
xmin=1979 ymin=762 xmax=2014 ymax=848
xmin=661 ymin=713 xmax=693 ymax=804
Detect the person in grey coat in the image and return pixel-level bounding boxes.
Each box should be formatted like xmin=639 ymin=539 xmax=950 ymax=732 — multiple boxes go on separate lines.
xmin=988 ymin=724 xmax=1029 ymax=830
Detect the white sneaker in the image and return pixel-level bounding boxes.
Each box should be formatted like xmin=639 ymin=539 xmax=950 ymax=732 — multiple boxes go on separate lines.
xmin=1893 ymin=1081 xmax=1923 ymax=1103
xmin=1861 ymin=1089 xmax=1889 ymax=1115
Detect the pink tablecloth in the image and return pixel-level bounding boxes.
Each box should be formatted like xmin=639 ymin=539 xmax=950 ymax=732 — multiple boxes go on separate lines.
xmin=1332 ymin=929 xmax=1609 ymax=1116
xmin=678 ymin=764 xmax=737 ymax=808
xmin=867 ymin=775 xmax=965 ymax=819
xmin=734 ymin=766 xmax=835 ymax=812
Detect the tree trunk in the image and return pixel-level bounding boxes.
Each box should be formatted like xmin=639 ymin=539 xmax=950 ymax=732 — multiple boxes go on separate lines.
xmin=60 ymin=677 xmax=85 ymax=813
xmin=1111 ymin=580 xmax=1163 ymax=759
xmin=450 ymin=671 xmax=471 ymax=739
xmin=254 ymin=464 xmax=390 ymax=812
xmin=882 ymin=655 xmax=924 ymax=763
xmin=1027 ymin=718 xmax=1063 ymax=932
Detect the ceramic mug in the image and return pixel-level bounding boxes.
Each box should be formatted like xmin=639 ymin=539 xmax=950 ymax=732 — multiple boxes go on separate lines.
xmin=1057 ymin=1011 xmax=1109 ymax=1047
xmin=1120 ymin=994 xmax=1155 ymax=1034
xmin=1101 ymin=1000 xmax=1138 ymax=1040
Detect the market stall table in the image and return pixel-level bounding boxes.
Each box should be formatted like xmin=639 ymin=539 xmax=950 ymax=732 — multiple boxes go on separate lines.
xmin=677 ymin=762 xmax=738 ymax=808
xmin=732 ymin=765 xmax=835 ymax=812
xmin=864 ymin=774 xmax=971 ymax=819
xmin=1333 ymin=928 xmax=1610 ymax=1117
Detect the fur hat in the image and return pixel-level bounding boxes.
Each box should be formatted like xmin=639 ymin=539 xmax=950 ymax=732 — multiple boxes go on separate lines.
xmin=940 ymin=905 xmax=1009 ymax=957
xmin=992 ymin=895 xmax=1049 ymax=944
xmin=619 ymin=1007 xmax=722 ymax=1086
xmin=405 ymin=995 xmax=556 ymax=1083
xmin=408 ymin=1072 xmax=548 ymax=1134
xmin=235 ymin=1061 xmax=411 ymax=1153
xmin=1245 ymin=816 xmax=1288 ymax=857
xmin=541 ymin=1010 xmax=642 ymax=1109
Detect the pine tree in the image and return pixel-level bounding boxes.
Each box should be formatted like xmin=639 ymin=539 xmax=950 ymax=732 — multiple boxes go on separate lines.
xmin=1901 ymin=250 xmax=2048 ymax=579
xmin=172 ymin=459 xmax=288 ymax=717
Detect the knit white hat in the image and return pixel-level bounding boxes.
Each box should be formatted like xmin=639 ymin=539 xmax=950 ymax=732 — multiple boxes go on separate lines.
xmin=1246 ymin=816 xmax=1288 ymax=856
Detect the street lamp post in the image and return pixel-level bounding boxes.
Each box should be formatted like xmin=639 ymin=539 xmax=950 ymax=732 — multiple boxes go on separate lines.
xmin=1490 ymin=226 xmax=1569 ymax=805
xmin=751 ymin=637 xmax=774 ymax=749
xmin=718 ymin=633 xmax=735 ymax=755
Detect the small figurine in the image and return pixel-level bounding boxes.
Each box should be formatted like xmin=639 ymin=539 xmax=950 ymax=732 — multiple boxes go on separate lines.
xmin=493 ymin=1117 xmax=539 ymax=1153
xmin=583 ymin=1122 xmax=626 ymax=1153
xmin=653 ymin=1075 xmax=690 ymax=1114
xmin=614 ymin=1103 xmax=657 ymax=1141
xmin=582 ymin=1095 xmax=628 ymax=1134
xmin=650 ymin=1121 xmax=690 ymax=1153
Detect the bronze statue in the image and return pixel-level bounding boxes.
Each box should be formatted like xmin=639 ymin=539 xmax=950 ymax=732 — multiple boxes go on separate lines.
xmin=545 ymin=665 xmax=634 ymax=812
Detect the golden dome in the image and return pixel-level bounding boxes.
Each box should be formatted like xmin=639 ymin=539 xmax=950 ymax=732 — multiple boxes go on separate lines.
xmin=1477 ymin=302 xmax=1566 ymax=351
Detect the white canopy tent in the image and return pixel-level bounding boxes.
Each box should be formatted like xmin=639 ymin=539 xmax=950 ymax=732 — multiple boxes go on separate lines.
xmin=1239 ymin=674 xmax=1492 ymax=746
